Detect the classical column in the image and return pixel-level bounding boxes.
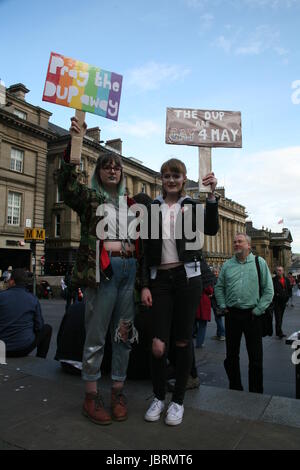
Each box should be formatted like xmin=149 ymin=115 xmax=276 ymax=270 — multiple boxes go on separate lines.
xmin=133 ymin=177 xmax=140 ymax=196
xmin=220 ymin=217 xmax=224 ymax=254
xmin=127 ymin=176 xmax=134 ymax=198
xmin=228 ymin=220 xmax=233 ymax=255
xmin=203 ymin=234 xmax=208 ymax=253
xmin=211 ymin=233 xmax=215 ymax=255
xmin=223 ymin=219 xmax=227 ymax=256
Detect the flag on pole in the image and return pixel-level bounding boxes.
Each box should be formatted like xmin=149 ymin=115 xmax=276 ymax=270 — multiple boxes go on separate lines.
xmin=278 ymin=218 xmax=284 ymax=224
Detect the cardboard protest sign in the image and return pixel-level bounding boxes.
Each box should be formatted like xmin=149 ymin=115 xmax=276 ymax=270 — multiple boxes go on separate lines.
xmin=166 ymin=108 xmax=242 ymax=148
xmin=42 ymin=52 xmax=123 ymax=121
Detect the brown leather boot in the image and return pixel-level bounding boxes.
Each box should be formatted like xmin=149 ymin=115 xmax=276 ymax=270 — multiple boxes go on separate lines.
xmin=111 ymin=388 xmax=128 ymax=421
xmin=82 ymin=392 xmax=112 ymax=425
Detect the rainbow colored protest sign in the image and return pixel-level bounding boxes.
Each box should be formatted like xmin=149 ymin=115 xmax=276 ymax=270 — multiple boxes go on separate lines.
xmin=42 ymin=52 xmax=122 ymax=121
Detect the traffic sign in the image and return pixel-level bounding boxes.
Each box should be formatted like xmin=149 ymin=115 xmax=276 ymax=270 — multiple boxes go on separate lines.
xmin=24 ymin=228 xmax=45 ymax=242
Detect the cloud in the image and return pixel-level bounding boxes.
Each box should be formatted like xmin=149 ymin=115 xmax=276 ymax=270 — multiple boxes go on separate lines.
xmin=214 ymin=25 xmax=289 ymax=59
xmin=127 ymin=62 xmax=191 ymax=92
xmin=213 ymin=35 xmax=234 ymax=53
xmin=105 ymin=120 xmax=162 ymax=139
xmin=199 ymin=13 xmax=214 ymax=32
xmin=186 ymin=0 xmax=298 ymax=8
xmin=239 ymin=0 xmax=298 ymax=8
xmin=184 ymin=0 xmax=208 ymax=7
xmin=221 ymin=146 xmax=300 ymax=251
xmin=235 ymin=25 xmax=280 ymax=55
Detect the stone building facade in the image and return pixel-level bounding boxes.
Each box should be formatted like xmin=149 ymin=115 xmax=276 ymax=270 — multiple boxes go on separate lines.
xmin=0 ymin=82 xmax=53 ymax=274
xmin=185 ymin=182 xmax=247 ymax=269
xmin=246 ymin=221 xmax=293 ymax=273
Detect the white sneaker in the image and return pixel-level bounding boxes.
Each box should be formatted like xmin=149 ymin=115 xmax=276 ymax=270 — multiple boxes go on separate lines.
xmin=144 ymin=398 xmax=165 ymax=422
xmin=165 ymin=401 xmax=184 ymax=426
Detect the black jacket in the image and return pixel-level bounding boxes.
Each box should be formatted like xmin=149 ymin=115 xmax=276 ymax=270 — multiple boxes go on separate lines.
xmin=139 ymin=196 xmax=219 ymax=288
xmin=273 ymin=275 xmax=291 ymax=304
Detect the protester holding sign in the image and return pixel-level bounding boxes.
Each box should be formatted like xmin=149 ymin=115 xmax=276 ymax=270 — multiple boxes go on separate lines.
xmin=140 ymin=159 xmax=219 ymax=426
xmin=57 ymin=117 xmax=139 ymax=426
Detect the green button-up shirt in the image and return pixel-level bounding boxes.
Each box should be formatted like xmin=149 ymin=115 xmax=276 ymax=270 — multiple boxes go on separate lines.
xmin=214 ymin=252 xmax=274 ymax=316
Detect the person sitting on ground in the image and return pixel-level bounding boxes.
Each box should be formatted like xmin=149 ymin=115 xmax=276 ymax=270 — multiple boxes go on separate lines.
xmin=0 ymin=268 xmax=52 ymax=358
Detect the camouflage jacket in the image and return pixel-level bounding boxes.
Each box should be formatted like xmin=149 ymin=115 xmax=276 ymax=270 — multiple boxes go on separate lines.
xmin=57 ymin=159 xmax=108 ymax=288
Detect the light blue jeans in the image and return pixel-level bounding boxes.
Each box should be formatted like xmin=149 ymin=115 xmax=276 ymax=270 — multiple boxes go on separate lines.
xmin=214 ymin=313 xmax=225 ymax=337
xmin=196 ymin=319 xmax=207 ymax=347
xmin=82 ymin=257 xmax=137 ymax=382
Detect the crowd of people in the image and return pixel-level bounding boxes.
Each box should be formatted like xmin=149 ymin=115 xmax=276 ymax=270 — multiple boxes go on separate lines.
xmin=1 ymin=115 xmax=299 ymax=428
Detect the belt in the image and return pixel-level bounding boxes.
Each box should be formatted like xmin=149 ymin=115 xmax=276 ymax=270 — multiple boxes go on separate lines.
xmin=228 ymin=306 xmax=254 ymax=313
xmin=109 ymin=250 xmax=137 ymax=259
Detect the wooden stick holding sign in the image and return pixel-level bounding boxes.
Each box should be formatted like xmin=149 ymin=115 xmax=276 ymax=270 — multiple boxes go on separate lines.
xmin=198 ymin=147 xmax=212 ymax=193
xmin=70 ymin=110 xmax=86 ymax=164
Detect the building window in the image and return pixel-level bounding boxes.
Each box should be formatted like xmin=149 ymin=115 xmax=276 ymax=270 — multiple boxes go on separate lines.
xmin=14 ymin=109 xmax=27 ymax=120
xmin=7 ymin=191 xmax=21 ymax=225
xmin=10 ymin=148 xmax=24 ymax=173
xmin=57 ymin=185 xmax=63 ymax=203
xmin=55 ymin=214 xmax=61 ymax=237
xmin=141 ymin=183 xmax=146 ymax=193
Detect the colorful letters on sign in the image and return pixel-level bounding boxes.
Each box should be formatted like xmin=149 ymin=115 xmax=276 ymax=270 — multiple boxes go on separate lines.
xmin=42 ymin=52 xmax=123 ymax=121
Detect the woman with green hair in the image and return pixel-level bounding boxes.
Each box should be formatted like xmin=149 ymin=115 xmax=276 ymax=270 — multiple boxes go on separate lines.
xmin=58 ymin=116 xmax=139 ymax=425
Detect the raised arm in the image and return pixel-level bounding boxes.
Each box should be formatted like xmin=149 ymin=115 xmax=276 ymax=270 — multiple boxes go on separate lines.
xmin=57 ymin=117 xmax=92 ymax=215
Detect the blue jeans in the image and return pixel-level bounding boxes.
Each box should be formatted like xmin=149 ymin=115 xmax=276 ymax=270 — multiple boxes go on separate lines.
xmin=82 ymin=257 xmax=137 ymax=382
xmin=196 ymin=319 xmax=207 ymax=347
xmin=214 ymin=312 xmax=225 ymax=337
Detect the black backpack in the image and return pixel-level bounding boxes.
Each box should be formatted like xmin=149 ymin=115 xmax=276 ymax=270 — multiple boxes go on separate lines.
xmin=255 ymin=256 xmax=273 ymax=337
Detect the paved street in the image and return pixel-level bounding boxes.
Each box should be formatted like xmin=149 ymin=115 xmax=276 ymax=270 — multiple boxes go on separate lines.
xmin=41 ymin=294 xmax=300 ymax=400
xmin=0 ymin=294 xmax=299 ymax=450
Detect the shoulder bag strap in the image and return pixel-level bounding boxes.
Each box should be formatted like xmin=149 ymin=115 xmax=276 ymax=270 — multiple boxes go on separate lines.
xmin=255 ymin=255 xmax=262 ymax=298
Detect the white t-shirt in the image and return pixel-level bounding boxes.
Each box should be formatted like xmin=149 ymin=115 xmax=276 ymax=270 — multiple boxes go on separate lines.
xmin=161 ymin=202 xmax=181 ymax=265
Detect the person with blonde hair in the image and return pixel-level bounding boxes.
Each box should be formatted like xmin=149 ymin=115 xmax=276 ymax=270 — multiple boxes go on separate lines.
xmin=140 ymin=158 xmax=219 ymax=426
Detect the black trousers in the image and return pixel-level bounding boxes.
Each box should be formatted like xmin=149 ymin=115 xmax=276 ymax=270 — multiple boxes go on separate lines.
xmin=224 ymin=308 xmax=263 ymax=394
xmin=6 ymin=324 xmax=53 ymax=359
xmin=149 ymin=266 xmax=202 ymax=405
xmin=273 ymin=301 xmax=287 ymax=336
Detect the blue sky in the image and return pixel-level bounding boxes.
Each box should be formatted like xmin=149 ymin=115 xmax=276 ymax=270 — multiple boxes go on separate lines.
xmin=1 ymin=0 xmax=300 ymax=251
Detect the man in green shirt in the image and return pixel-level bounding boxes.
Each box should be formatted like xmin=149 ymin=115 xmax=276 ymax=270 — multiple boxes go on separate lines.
xmin=214 ymin=233 xmax=274 ymax=393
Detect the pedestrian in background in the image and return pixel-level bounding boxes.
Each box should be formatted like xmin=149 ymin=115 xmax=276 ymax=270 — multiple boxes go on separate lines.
xmin=195 ymin=284 xmax=214 ymax=348
xmin=287 ymin=272 xmax=296 ymax=308
xmin=214 ymin=233 xmax=273 ymax=394
xmin=0 ymin=268 xmax=52 ymax=358
xmin=210 ymin=268 xmax=226 ymax=341
xmin=273 ymin=266 xmax=291 ymax=339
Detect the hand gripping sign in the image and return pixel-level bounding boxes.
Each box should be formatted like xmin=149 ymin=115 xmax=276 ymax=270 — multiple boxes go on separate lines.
xmin=166 ymin=108 xmax=242 ymax=192
xmin=43 ymin=52 xmax=123 ymax=163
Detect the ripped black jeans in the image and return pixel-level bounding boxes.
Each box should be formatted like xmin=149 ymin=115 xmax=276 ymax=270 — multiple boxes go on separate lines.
xmin=149 ymin=266 xmax=202 ymax=404
xmin=82 ymin=257 xmax=137 ymax=382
